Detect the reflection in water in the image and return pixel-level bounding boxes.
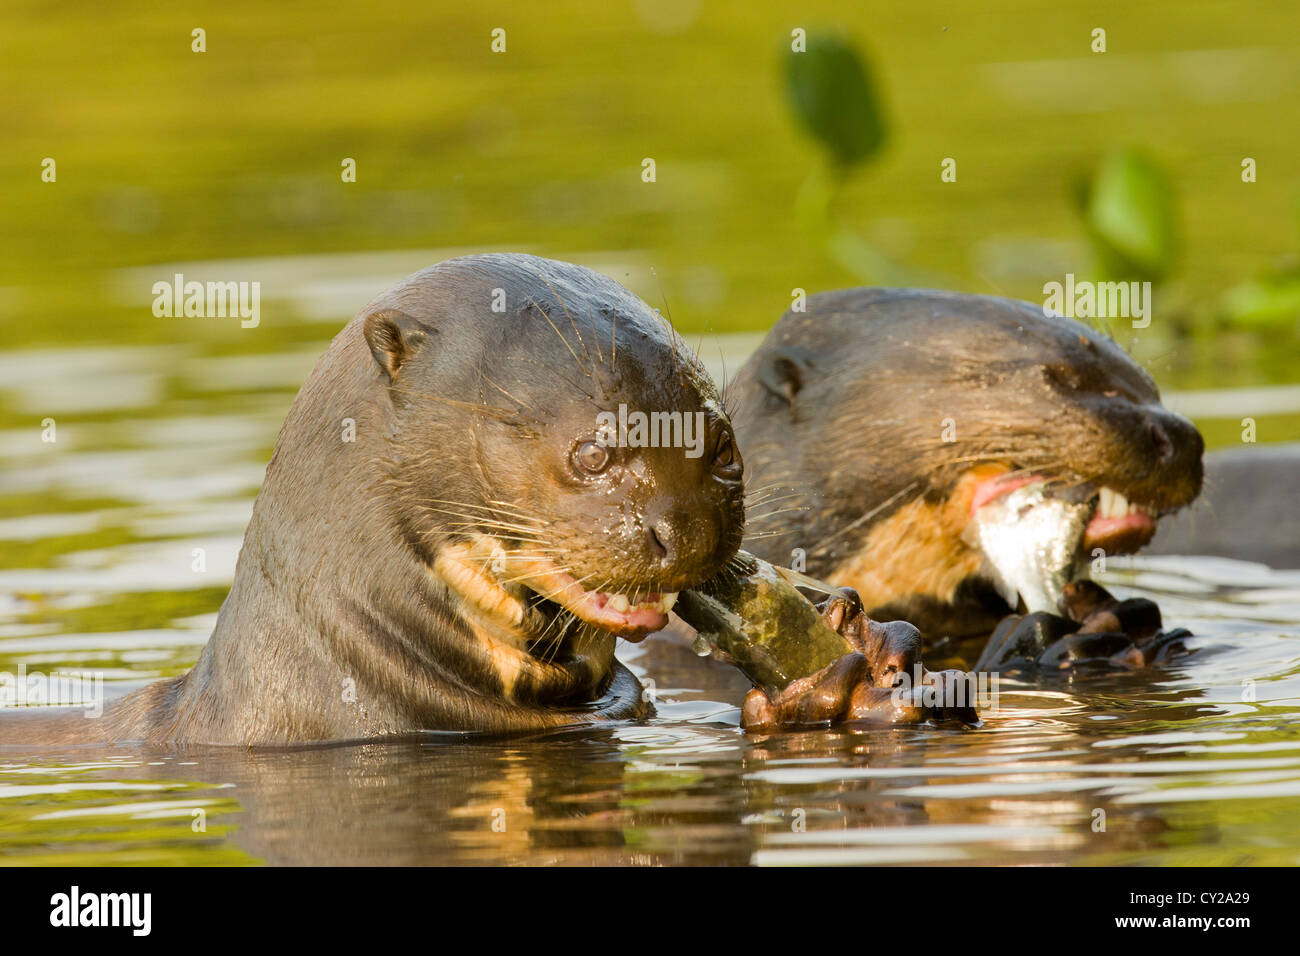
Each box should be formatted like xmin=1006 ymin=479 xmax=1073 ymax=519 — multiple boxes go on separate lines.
xmin=1 ymin=339 xmax=1299 ymax=865
xmin=3 ymin=596 xmax=1300 ymax=866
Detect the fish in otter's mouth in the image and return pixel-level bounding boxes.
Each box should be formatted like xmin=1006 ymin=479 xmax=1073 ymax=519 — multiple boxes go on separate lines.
xmin=963 ymin=472 xmax=1175 ymax=614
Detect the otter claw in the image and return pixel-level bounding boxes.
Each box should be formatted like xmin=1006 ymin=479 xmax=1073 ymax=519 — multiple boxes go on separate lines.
xmin=815 ymin=588 xmax=922 ymax=686
xmin=815 ymin=586 xmax=864 ymax=634
xmin=1138 ymin=626 xmax=1193 ymax=665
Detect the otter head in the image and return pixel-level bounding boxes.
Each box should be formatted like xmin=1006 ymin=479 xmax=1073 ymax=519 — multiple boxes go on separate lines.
xmin=362 ymin=254 xmax=745 ymax=660
xmin=732 ymin=288 xmax=1203 ymax=635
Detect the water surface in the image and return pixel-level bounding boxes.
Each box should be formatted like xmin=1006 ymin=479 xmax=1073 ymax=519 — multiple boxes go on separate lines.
xmin=1 ymin=339 xmax=1298 ymax=864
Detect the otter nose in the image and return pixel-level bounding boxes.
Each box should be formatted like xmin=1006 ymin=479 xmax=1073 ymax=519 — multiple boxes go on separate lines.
xmin=1150 ymin=420 xmax=1173 ymax=461
xmin=645 ymin=509 xmax=717 ymax=572
xmin=1145 ymin=407 xmax=1205 ymax=505
xmin=1151 ymin=408 xmax=1203 ymax=469
xmin=646 ymin=521 xmax=672 ymax=562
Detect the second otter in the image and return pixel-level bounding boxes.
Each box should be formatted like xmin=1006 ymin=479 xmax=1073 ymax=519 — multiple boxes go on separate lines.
xmin=730 ymin=287 xmax=1205 ymax=664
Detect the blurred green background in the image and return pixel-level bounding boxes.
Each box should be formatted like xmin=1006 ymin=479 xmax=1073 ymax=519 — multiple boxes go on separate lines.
xmin=2 ymin=0 xmax=1299 ymax=415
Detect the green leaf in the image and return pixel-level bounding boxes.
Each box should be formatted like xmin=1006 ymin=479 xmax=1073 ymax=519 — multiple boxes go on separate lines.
xmin=1083 ymin=147 xmax=1178 ymax=281
xmin=1220 ymin=269 xmax=1300 ymax=327
xmin=784 ymin=32 xmax=888 ymax=170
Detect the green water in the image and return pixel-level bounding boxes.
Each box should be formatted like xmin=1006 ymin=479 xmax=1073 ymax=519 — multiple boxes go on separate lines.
xmin=2 ymin=336 xmax=1300 ymax=865
xmin=3 ymin=1 xmax=1300 ymax=384
xmin=4 ymin=561 xmax=1300 ymax=865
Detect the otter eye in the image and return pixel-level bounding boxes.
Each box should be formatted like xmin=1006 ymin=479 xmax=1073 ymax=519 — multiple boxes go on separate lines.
xmin=574 ymin=440 xmax=610 ymax=474
xmin=715 ymin=434 xmax=735 ymax=466
xmin=713 ymin=433 xmax=742 ymax=477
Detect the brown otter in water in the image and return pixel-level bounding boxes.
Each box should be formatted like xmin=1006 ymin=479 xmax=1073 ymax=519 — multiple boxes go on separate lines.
xmin=2 ymin=255 xmax=928 ymax=747
xmin=5 ymin=255 xmax=745 ymax=745
xmin=730 ymin=288 xmax=1204 ymax=667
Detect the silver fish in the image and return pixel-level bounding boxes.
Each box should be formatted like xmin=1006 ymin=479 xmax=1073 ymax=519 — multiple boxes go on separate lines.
xmin=962 ymin=482 xmax=1092 ymax=614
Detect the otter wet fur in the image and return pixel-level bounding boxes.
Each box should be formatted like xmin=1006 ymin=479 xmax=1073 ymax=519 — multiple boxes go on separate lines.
xmin=3 ymin=254 xmax=751 ymax=746
xmin=731 ymin=288 xmax=1205 ymax=654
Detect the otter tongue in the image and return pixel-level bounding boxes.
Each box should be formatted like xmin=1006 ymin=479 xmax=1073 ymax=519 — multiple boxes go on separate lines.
xmin=963 ymin=483 xmax=1091 ymax=614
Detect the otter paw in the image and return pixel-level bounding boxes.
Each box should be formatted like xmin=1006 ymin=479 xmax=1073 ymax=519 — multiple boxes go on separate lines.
xmin=814 ymin=586 xmax=866 ymax=638
xmin=976 ymin=582 xmax=1193 ymax=673
xmin=973 ymin=611 xmax=1077 ymax=672
xmin=815 ymin=587 xmax=923 ymax=687
xmin=1134 ymin=626 xmax=1194 ymax=665
xmin=741 ymin=653 xmax=870 ymax=731
xmin=741 ymin=590 xmax=981 ymax=732
xmin=740 ymin=653 xmax=978 ymax=732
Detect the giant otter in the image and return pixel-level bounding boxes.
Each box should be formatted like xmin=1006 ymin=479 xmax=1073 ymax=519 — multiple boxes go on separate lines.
xmin=5 ymin=255 xmax=744 ymax=744
xmin=2 ymin=256 xmax=929 ymax=747
xmin=730 ymin=288 xmax=1205 ymax=668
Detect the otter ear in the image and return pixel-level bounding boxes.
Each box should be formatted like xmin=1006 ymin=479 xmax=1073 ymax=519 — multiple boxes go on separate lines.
xmin=757 ymin=346 xmax=815 ymax=407
xmin=363 ymin=309 xmax=428 ymax=382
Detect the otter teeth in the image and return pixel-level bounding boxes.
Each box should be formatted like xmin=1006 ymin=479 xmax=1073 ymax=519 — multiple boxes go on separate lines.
xmin=1097 ymin=489 xmax=1128 ymax=520
xmin=603 ymin=592 xmax=679 ymax=615
xmin=1096 ymin=487 xmax=1151 ymax=520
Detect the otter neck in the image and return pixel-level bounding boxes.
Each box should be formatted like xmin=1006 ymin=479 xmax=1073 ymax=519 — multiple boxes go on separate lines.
xmin=431 ymin=541 xmax=618 ymax=707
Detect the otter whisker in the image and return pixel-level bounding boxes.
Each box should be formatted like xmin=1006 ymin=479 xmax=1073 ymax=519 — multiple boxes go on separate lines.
xmin=479 ymin=372 xmax=532 ymax=412
xmin=722 ymin=554 xmax=754 ymax=578
xmin=437 ymin=529 xmax=555 ymax=549
xmin=423 ymin=509 xmax=545 ymax=530
xmin=714 ymin=344 xmax=734 ymax=411
xmin=530 ymin=604 xmax=574 ymax=665
xmin=437 ymin=504 xmax=550 ymax=532
xmin=541 ymin=614 xmax=580 ymax=666
xmin=719 ymin=381 xmax=742 ymax=425
xmin=429 ymin=516 xmax=548 ymax=535
xmin=491 ymin=567 xmax=576 ymax=590
xmin=387 ymin=386 xmax=528 ymax=423
xmin=483 ymin=499 xmax=552 ymax=525
xmin=419 ymin=499 xmax=549 ymax=525
xmin=507 ymin=357 xmax=602 ymax=403
xmin=421 ymin=511 xmax=552 ymax=538
xmin=744 ymin=490 xmax=804 ymax=509
xmin=529 ymin=295 xmax=591 ymax=378
xmin=744 ymin=505 xmax=812 ymax=523
xmin=535 ymin=570 xmax=607 ymax=665
xmin=811 ymin=480 xmax=923 ymax=552
xmin=743 ymin=480 xmax=793 ymax=498
xmin=536 ymin=274 xmax=596 ymax=369
xmin=650 ymin=268 xmax=683 ymax=393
